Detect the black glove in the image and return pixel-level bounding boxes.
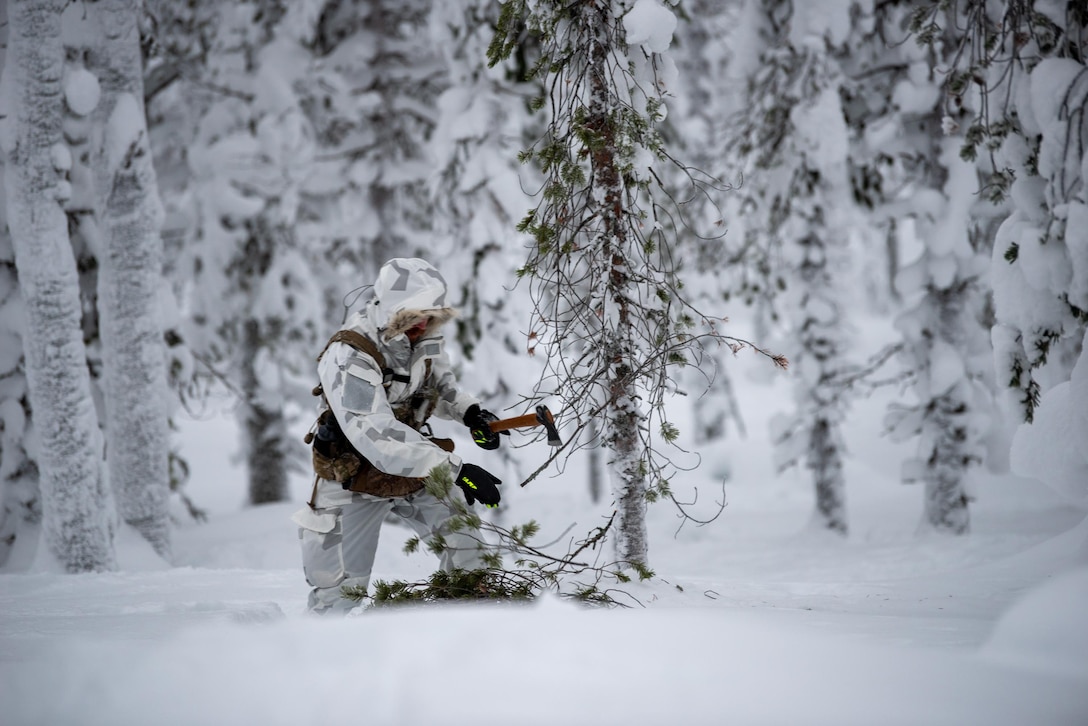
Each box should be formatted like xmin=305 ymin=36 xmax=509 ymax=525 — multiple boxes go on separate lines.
xmin=456 ymin=463 xmax=502 ymax=508
xmin=464 ymin=404 xmax=508 ymax=451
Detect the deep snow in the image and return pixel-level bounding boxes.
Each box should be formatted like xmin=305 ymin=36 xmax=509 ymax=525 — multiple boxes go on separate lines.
xmin=2 ymin=362 xmax=1087 ymax=726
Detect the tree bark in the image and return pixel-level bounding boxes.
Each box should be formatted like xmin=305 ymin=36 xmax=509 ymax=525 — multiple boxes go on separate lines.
xmin=809 ymin=417 xmax=846 ymax=534
xmin=914 ymin=127 xmax=975 ymax=535
xmin=92 ymin=0 xmax=172 ymax=557
xmin=584 ymin=2 xmax=649 ymax=567
xmin=921 ymin=391 xmax=971 ymax=534
xmin=5 ymin=0 xmax=116 ymax=572
xmin=587 ymin=419 xmax=603 ymax=505
xmin=240 ymin=318 xmax=288 ymax=505
xmin=798 ymin=228 xmax=849 ymax=536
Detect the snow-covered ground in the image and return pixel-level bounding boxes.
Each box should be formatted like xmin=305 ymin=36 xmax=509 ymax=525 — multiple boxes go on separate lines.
xmin=2 ymin=364 xmax=1087 ymax=725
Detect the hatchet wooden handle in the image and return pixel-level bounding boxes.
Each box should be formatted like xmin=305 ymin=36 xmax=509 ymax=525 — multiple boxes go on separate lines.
xmin=487 ymin=413 xmax=541 ymax=433
xmin=487 ymin=406 xmax=562 ymax=446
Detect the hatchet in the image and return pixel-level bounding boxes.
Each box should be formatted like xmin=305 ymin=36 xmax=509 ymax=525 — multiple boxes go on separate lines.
xmin=485 ymin=405 xmax=562 ymax=446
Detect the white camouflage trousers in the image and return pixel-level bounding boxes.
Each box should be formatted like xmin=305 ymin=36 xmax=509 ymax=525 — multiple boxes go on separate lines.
xmin=296 ymin=484 xmax=486 ymax=613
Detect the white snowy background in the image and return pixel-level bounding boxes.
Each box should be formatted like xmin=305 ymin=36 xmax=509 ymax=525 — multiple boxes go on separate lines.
xmin=2 ymin=334 xmax=1086 ymax=725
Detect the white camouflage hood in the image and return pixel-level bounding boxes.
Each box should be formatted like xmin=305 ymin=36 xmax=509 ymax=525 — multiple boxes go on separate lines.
xmin=372 ymin=258 xmax=457 ymax=340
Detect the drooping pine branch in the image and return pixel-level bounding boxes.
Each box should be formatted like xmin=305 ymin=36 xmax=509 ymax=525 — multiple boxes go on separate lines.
xmin=492 ymin=2 xmax=786 ymax=546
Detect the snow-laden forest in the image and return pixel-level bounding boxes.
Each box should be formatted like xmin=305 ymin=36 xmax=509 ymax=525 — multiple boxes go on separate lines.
xmin=1 ymin=0 xmax=1086 ymax=722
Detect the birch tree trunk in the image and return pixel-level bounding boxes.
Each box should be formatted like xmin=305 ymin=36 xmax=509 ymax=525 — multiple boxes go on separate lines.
xmin=90 ymin=0 xmax=172 ymax=557
xmin=4 ymin=0 xmax=115 ymax=572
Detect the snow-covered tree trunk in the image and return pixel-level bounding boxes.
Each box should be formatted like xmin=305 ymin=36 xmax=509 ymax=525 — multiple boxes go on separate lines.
xmin=176 ymin=6 xmax=324 ymax=507
xmin=0 ymin=223 xmax=40 ymax=568
xmin=890 ymin=1 xmax=1079 ymax=532
xmin=3 ymin=0 xmax=115 ymax=572
xmin=239 ymin=317 xmax=288 ymax=505
xmin=887 ymin=127 xmax=991 ymax=535
xmin=729 ymin=0 xmax=856 ymax=535
xmin=229 ymin=217 xmax=297 ymax=507
xmin=794 ymin=228 xmax=850 ymax=535
xmin=587 ymin=418 xmax=603 ymax=504
xmin=776 ymin=38 xmax=855 ymax=532
xmin=0 ymin=1 xmax=40 ymax=568
xmin=808 ymin=417 xmax=845 ymax=531
xmin=583 ymin=2 xmax=649 ymax=565
xmin=772 ymin=204 xmax=852 ymax=537
xmin=90 ymin=0 xmax=172 ymax=557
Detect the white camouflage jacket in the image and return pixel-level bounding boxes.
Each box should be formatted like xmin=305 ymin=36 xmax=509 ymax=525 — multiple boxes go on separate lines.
xmin=314 ymin=259 xmax=479 ymax=501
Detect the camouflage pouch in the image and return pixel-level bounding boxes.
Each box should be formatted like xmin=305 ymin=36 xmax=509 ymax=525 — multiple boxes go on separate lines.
xmin=305 ymin=329 xmax=454 ymax=499
xmin=345 ymin=437 xmax=455 ymax=498
xmin=306 ymin=409 xmax=363 ymax=483
xmin=312 ymin=448 xmax=363 ymax=483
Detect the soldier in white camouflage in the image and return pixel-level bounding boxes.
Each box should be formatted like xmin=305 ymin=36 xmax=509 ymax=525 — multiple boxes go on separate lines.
xmin=293 ymin=258 xmax=505 ymax=614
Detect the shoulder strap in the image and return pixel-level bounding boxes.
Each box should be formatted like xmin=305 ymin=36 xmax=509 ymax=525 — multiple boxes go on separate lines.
xmin=317 ymin=329 xmax=411 ymax=386
xmin=318 ymin=329 xmax=384 ymax=367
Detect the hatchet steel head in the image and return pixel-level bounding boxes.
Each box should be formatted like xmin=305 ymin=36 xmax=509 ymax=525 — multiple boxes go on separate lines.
xmin=535 ymin=405 xmax=562 ymax=446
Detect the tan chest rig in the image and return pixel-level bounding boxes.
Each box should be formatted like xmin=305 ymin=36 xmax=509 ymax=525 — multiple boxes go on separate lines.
xmin=305 ymin=330 xmax=454 ymax=499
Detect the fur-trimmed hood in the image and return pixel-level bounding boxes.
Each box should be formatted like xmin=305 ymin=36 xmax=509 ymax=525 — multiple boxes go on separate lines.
xmin=372 ymin=258 xmax=457 ymax=340
xmin=383 ymin=306 xmax=458 ymax=340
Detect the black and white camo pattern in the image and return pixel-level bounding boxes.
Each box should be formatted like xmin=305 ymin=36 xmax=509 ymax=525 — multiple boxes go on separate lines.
xmin=311 ymin=259 xmax=478 ymax=507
